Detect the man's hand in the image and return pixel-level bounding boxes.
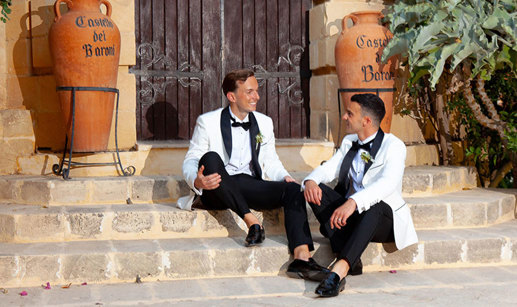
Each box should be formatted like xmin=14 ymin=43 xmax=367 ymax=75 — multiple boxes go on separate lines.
xmin=330 ymin=198 xmax=357 ymax=229
xmin=194 ymin=165 xmax=221 ymax=190
xmin=284 ymin=176 xmax=297 ymax=183
xmin=304 ymin=180 xmax=322 ymax=206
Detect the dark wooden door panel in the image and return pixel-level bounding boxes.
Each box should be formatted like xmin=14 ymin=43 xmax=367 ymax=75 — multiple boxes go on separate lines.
xmin=133 ymin=0 xmax=311 ymax=140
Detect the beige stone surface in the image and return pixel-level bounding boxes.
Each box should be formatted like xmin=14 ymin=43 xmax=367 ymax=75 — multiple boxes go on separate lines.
xmin=119 ymin=31 xmax=136 ymax=66
xmin=309 ymin=1 xmax=385 ymax=42
xmin=0 ymin=139 xmax=36 ymax=174
xmin=61 ymin=254 xmax=111 ymax=282
xmin=0 ymin=257 xmax=18 ymax=284
xmin=6 ymin=37 xmax=31 ymax=76
xmin=20 ymin=255 xmax=60 ymax=282
xmin=0 ymin=215 xmax=15 ymax=242
xmin=390 ymin=114 xmax=426 ymax=144
xmin=107 ymin=110 xmax=136 ymax=151
xmin=309 ymin=35 xmax=338 ymax=70
xmin=4 ymin=1 xmax=30 ymax=40
xmin=16 ymin=214 xmax=64 ymax=240
xmin=30 ymin=35 xmax=51 ymax=68
xmin=0 ymin=109 xmax=34 ymax=138
xmin=276 ymin=141 xmax=334 ymax=171
xmin=405 ymin=144 xmax=439 ymax=166
xmin=309 ymin=74 xmax=340 ymax=112
xmin=108 ymin=0 xmax=135 ymax=33
xmin=114 ymin=252 xmax=161 ymax=280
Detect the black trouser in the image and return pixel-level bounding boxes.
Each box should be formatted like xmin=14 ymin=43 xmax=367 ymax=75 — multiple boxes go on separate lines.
xmin=309 ymin=184 xmax=395 ymax=268
xmin=199 ymin=151 xmax=314 ymax=252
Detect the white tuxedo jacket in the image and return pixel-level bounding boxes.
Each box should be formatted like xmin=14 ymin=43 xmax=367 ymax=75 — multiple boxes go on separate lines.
xmin=304 ymin=133 xmax=418 ymax=251
xmin=179 ymin=107 xmax=290 ymax=209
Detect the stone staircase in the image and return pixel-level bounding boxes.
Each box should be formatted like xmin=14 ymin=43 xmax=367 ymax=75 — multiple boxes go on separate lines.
xmin=0 ymin=166 xmax=515 ymax=288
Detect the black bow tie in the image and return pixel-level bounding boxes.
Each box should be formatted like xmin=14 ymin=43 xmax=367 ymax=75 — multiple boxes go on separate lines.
xmin=351 ymin=140 xmax=372 ymax=151
xmin=230 ymin=116 xmax=251 ymax=131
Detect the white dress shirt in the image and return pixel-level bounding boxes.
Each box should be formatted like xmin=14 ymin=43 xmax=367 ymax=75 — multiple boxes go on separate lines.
xmin=348 ymin=132 xmax=378 ymax=201
xmin=226 ymin=108 xmax=253 ymax=176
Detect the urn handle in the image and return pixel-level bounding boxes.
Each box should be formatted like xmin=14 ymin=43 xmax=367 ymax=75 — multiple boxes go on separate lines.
xmin=100 ymin=0 xmax=113 ymax=17
xmin=342 ymin=14 xmax=358 ymax=33
xmin=53 ymin=0 xmax=72 ymax=22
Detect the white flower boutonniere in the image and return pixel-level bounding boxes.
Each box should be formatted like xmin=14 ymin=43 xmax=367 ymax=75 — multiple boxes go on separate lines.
xmin=360 ymin=152 xmax=374 ymax=163
xmin=255 ymin=132 xmax=264 ymax=150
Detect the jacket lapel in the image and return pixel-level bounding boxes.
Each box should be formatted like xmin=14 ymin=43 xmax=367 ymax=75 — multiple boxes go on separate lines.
xmin=334 ymin=135 xmax=359 ymax=196
xmin=248 ymin=112 xmax=262 ymax=178
xmin=220 ymin=107 xmax=232 ymax=159
xmin=363 ymin=129 xmax=385 ymax=175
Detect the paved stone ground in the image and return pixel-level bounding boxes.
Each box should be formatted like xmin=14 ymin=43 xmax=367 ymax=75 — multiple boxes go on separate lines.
xmin=2 ymin=265 xmax=517 ymax=306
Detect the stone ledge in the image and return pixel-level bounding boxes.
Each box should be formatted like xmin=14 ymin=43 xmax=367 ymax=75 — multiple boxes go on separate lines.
xmin=0 ymin=166 xmax=479 ymax=206
xmin=0 ymin=175 xmax=187 ymax=206
xmin=0 ymin=188 xmax=513 ymax=243
xmin=0 ymin=220 xmax=516 ymax=287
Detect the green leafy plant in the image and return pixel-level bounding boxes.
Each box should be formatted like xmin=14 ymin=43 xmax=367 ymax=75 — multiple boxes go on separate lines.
xmin=1 ymin=0 xmax=11 ymax=23
xmin=382 ymin=0 xmax=517 ymax=187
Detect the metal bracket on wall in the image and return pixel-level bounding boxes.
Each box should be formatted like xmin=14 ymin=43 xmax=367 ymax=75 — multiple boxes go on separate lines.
xmin=52 ymin=86 xmax=136 ymax=180
xmin=336 ymin=87 xmax=396 ymax=148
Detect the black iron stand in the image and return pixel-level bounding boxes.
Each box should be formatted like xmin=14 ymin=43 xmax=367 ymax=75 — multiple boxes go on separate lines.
xmin=52 ymin=86 xmax=136 ymax=180
xmin=336 ymin=87 xmax=396 ymax=147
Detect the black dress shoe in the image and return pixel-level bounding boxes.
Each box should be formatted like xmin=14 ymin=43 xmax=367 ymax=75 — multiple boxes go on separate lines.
xmin=245 ymin=224 xmax=265 ymax=247
xmin=315 ymin=272 xmax=346 ymax=297
xmin=286 ymin=258 xmax=331 ymax=281
xmin=348 ymin=259 xmax=363 ymax=276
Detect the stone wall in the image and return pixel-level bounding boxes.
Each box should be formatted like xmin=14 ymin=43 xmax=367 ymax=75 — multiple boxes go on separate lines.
xmin=0 ymin=0 xmax=136 ymax=174
xmin=309 ymin=0 xmax=426 ymax=145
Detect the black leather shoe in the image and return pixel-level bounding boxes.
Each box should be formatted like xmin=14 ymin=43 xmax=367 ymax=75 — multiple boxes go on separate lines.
xmin=245 ymin=224 xmax=265 ymax=247
xmin=348 ymin=259 xmax=363 ymax=276
xmin=286 ymin=258 xmax=331 ymax=281
xmin=315 ymin=272 xmax=346 ymax=297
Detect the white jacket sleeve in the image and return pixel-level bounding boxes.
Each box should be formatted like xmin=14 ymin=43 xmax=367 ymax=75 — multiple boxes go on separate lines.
xmin=302 ymin=138 xmax=351 ymax=189
xmin=182 ymin=116 xmax=209 ymax=195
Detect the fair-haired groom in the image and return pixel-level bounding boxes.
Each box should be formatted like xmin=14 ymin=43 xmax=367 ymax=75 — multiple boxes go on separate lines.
xmin=181 ymin=69 xmax=329 ymax=281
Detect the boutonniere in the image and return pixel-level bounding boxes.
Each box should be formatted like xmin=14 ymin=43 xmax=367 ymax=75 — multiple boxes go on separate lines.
xmin=360 ymin=152 xmax=374 ymax=163
xmin=255 ymin=132 xmax=264 ymax=150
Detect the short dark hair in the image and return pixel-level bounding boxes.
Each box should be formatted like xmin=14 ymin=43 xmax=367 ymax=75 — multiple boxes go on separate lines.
xmin=222 ymin=69 xmax=255 ymax=96
xmin=351 ymin=93 xmax=386 ymax=126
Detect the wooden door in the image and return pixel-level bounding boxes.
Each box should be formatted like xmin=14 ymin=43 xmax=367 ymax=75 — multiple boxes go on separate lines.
xmin=132 ymin=0 xmax=311 ymax=140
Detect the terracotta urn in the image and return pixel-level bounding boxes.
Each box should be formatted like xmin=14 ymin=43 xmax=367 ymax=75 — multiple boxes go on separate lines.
xmin=49 ymin=0 xmax=121 ymax=152
xmin=335 ymin=11 xmax=397 ymax=132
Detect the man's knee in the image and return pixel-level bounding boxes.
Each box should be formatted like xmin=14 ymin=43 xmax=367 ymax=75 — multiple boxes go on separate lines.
xmin=199 ymin=151 xmax=224 ymax=173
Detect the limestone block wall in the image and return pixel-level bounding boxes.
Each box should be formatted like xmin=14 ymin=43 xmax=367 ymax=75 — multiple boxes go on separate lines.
xmin=309 ymin=0 xmax=426 ymax=145
xmin=1 ymin=0 xmax=136 ymax=169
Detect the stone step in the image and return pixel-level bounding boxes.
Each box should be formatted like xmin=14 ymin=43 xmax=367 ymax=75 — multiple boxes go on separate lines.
xmin=0 ymin=166 xmax=477 ymax=206
xmin=0 ymin=188 xmax=514 ymax=243
xmin=0 ymin=220 xmax=516 ymax=288
xmin=18 ymin=141 xmax=440 ymax=177
xmin=0 ymin=175 xmax=186 ymax=206
xmin=2 ymin=266 xmax=517 ymax=305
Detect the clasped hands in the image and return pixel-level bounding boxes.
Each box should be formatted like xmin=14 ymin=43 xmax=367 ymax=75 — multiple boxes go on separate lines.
xmin=194 ymin=165 xmax=296 ymax=190
xmin=304 ymin=180 xmax=356 ymax=230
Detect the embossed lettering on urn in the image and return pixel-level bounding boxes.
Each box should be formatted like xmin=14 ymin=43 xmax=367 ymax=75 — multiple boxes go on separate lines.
xmin=49 ymin=0 xmax=121 ymax=152
xmin=335 ymin=11 xmax=397 ymax=132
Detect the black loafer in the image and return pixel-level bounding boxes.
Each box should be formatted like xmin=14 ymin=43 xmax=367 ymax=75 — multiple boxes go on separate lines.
xmin=245 ymin=224 xmax=265 ymax=247
xmin=348 ymin=259 xmax=363 ymax=276
xmin=286 ymin=258 xmax=331 ymax=281
xmin=315 ymin=272 xmax=346 ymax=297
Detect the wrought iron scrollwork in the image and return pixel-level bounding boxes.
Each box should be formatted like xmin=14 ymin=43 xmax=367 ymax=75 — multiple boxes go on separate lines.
xmin=130 ymin=43 xmax=203 ymax=105
xmin=251 ymin=43 xmax=305 ymax=105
